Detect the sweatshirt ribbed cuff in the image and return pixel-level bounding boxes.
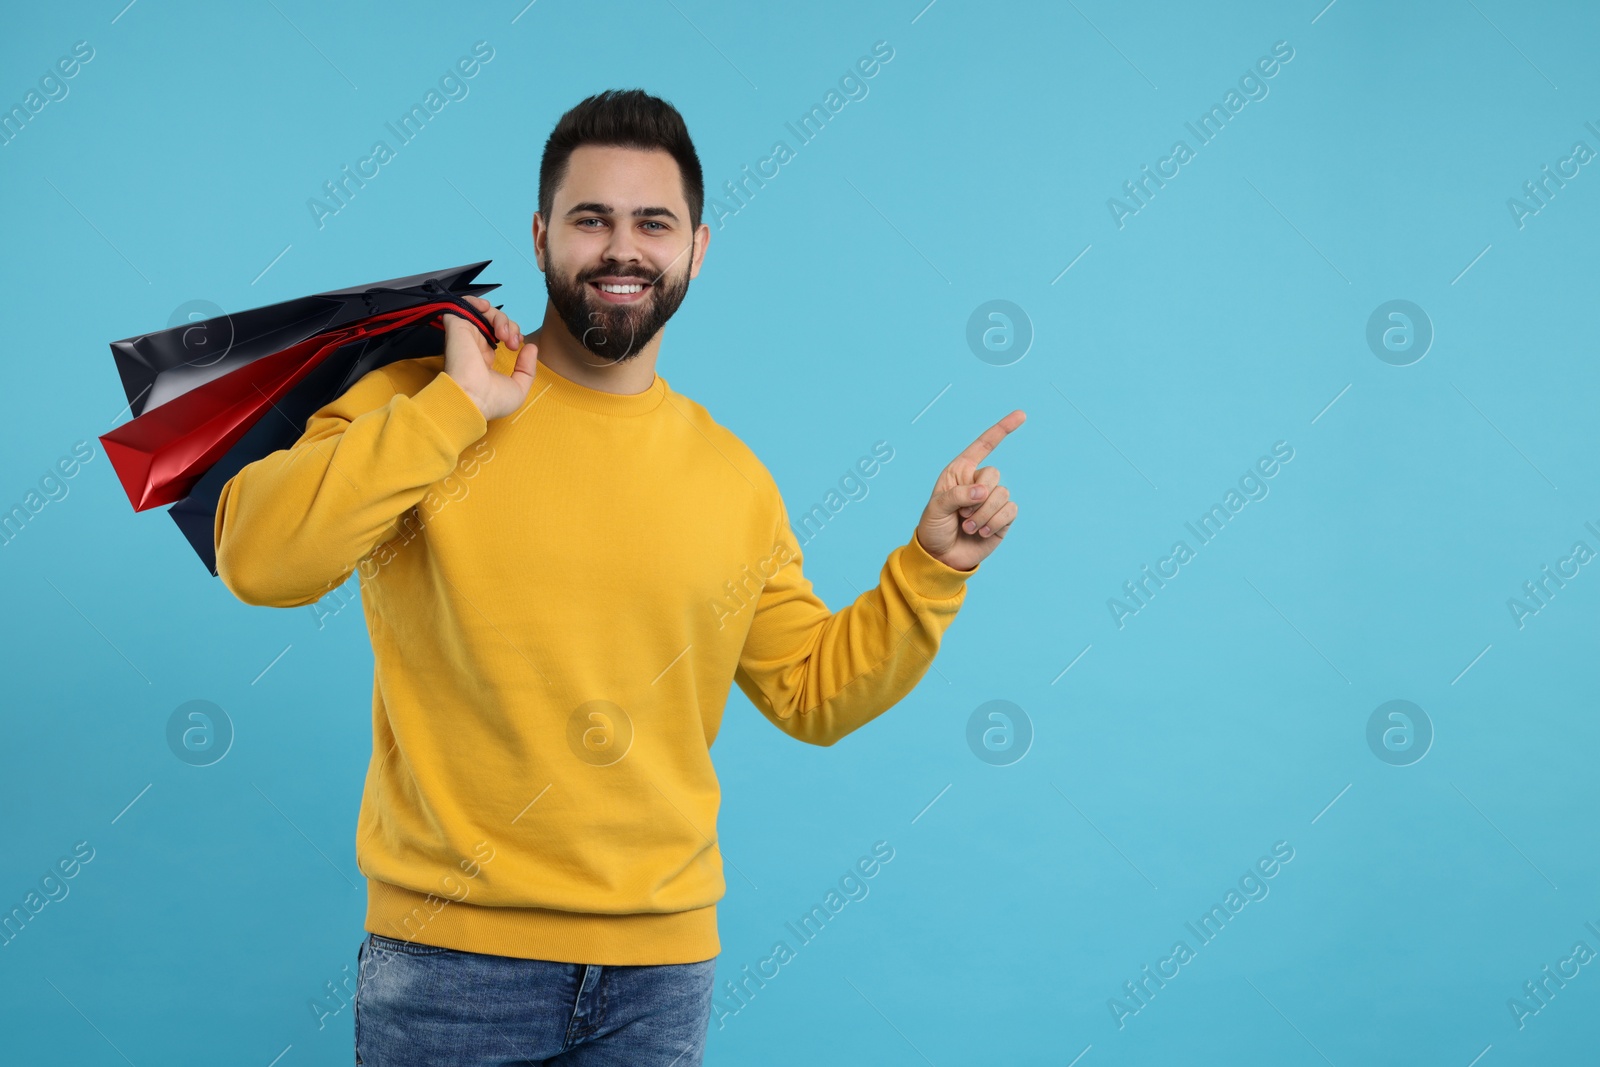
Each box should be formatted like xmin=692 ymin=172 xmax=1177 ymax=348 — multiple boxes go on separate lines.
xmin=900 ymin=530 xmax=978 ymax=600
xmin=408 ymin=370 xmax=489 ymax=452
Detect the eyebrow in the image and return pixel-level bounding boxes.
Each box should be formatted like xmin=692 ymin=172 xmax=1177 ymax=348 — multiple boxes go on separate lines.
xmin=564 ymin=201 xmax=680 ymax=223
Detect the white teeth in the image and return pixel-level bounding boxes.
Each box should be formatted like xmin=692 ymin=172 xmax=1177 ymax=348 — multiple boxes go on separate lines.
xmin=598 ymin=283 xmax=645 ymax=294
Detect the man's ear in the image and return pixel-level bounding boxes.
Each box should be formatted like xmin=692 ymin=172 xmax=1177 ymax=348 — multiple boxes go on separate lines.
xmin=689 ymin=223 xmax=711 ymax=280
xmin=531 ymin=212 xmax=546 ymax=272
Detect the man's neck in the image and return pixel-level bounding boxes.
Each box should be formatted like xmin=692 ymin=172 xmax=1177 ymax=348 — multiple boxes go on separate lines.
xmin=528 ymin=301 xmax=661 ymax=395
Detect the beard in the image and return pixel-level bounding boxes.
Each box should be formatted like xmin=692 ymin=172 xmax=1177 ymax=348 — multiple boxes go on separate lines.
xmin=543 ymin=253 xmax=692 ymax=363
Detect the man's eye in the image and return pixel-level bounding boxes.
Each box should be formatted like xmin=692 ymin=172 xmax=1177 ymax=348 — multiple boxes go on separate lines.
xmin=643 ymin=221 xmax=665 ymax=231
xmin=578 ymin=218 xmax=603 ymax=228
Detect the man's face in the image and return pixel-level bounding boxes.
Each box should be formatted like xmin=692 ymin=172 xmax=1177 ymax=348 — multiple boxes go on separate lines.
xmin=538 ymin=145 xmax=706 ymax=363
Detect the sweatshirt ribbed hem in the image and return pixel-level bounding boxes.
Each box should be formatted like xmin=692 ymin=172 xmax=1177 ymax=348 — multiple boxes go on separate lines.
xmin=365 ymin=877 xmax=720 ymax=965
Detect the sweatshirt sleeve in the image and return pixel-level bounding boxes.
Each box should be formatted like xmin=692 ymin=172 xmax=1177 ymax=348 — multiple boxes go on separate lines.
xmin=213 ymin=361 xmax=489 ymax=608
xmin=732 ymin=492 xmax=979 ymax=747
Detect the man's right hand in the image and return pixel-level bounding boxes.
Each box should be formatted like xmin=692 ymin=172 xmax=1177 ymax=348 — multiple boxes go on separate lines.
xmin=442 ymin=295 xmax=539 ymax=421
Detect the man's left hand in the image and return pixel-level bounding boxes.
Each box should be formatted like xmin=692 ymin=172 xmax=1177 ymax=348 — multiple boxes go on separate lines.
xmin=914 ymin=409 xmax=1026 ymax=573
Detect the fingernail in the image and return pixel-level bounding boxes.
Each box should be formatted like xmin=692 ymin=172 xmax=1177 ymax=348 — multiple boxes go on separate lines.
xmin=970 ymin=486 xmax=984 ymax=500
xmin=964 ymin=520 xmax=977 ymax=533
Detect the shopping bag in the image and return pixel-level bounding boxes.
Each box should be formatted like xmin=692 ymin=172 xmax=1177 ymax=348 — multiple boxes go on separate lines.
xmin=99 ymin=262 xmax=502 ymax=573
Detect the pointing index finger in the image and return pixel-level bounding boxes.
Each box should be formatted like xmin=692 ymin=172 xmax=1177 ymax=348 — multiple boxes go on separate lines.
xmin=953 ymin=409 xmax=1026 ymax=470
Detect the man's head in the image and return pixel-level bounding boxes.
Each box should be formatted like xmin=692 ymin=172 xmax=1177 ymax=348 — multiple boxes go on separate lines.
xmin=534 ymin=89 xmax=709 ymax=364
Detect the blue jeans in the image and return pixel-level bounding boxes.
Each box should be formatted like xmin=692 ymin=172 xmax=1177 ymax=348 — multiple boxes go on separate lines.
xmin=354 ymin=932 xmax=718 ymax=1066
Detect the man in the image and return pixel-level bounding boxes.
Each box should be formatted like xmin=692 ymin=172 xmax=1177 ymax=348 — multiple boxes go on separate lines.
xmin=215 ymin=89 xmax=1023 ymax=1066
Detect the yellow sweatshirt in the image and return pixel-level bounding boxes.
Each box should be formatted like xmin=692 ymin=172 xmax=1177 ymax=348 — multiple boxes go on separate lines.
xmin=214 ymin=341 xmax=978 ymax=965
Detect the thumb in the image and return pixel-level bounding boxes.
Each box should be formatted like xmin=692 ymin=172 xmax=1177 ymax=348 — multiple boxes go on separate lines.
xmin=507 ymin=339 xmax=540 ymax=393
xmin=935 ymin=480 xmax=989 ymax=517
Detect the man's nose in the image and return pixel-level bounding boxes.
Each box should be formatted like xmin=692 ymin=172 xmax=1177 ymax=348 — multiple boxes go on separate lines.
xmin=603 ymin=225 xmax=644 ymax=264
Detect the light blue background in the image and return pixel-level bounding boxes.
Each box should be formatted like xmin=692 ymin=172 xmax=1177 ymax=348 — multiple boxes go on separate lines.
xmin=3 ymin=0 xmax=1597 ymax=1063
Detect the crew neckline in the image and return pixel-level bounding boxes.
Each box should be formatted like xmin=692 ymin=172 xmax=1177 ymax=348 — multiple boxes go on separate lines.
xmin=499 ymin=346 xmax=668 ymax=418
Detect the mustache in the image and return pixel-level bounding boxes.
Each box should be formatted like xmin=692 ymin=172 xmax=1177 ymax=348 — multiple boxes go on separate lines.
xmin=579 ymin=243 xmax=695 ymax=288
xmin=581 ymin=268 xmax=653 ymax=283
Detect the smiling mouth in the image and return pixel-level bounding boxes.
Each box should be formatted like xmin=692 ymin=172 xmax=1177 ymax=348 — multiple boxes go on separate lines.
xmin=589 ymin=280 xmax=653 ymax=304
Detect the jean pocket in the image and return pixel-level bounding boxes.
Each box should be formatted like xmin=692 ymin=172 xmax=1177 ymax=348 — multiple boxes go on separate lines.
xmin=368 ymin=932 xmax=456 ymax=957
xmin=354 ymin=936 xmax=364 ymax=1065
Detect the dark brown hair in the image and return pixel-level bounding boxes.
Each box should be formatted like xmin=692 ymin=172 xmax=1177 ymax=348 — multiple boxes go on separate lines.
xmin=539 ymin=89 xmax=704 ymax=232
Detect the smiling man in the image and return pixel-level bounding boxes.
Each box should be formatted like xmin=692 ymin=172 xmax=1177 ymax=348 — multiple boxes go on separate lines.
xmin=214 ymin=89 xmax=1023 ymax=1067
